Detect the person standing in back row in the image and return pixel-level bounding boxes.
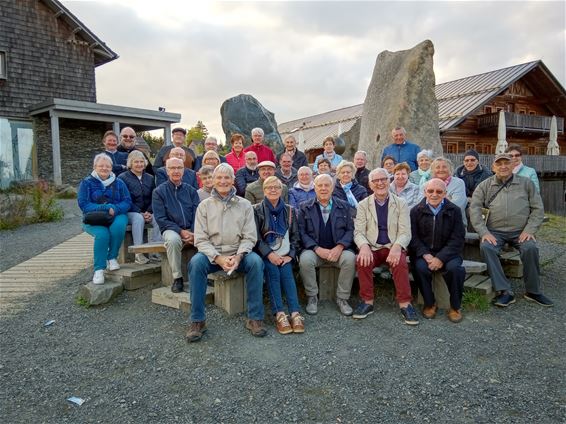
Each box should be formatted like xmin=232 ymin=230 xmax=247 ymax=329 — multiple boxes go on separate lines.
xmin=381 ymin=127 xmax=421 ymax=172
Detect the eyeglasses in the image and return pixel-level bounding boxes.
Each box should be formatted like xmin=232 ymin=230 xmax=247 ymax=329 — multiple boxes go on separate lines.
xmin=371 ymin=178 xmax=389 ymax=184
xmin=167 ymin=166 xmax=184 ymax=171
xmin=265 ymin=186 xmax=282 ymax=191
xmin=508 ymin=153 xmax=521 ymax=157
xmin=122 ymin=135 xmax=135 ymax=139
xmin=426 ymin=189 xmax=445 ymax=194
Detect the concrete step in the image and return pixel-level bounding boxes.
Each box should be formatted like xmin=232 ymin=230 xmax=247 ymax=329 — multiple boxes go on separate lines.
xmin=152 ymin=286 xmax=214 ymax=313
xmin=104 ymin=263 xmax=161 ymax=290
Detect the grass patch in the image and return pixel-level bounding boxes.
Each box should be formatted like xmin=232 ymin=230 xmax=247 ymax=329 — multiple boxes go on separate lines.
xmin=462 ymin=289 xmax=490 ymax=312
xmin=75 ymin=296 xmax=90 ymax=308
xmin=537 ymin=214 xmax=566 ymax=245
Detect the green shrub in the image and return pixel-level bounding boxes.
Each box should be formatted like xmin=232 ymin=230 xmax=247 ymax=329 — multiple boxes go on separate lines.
xmin=462 ymin=289 xmax=490 ymax=312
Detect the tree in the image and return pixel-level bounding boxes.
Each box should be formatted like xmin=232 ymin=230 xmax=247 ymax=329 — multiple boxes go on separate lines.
xmin=186 ymin=121 xmax=209 ymax=154
xmin=139 ymin=131 xmax=164 ymax=156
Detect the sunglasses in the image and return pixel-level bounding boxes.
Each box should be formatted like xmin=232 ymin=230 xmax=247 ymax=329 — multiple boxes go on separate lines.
xmin=426 ymin=189 xmax=445 ymax=194
xmin=508 ymin=153 xmax=521 ymax=157
xmin=122 ymin=135 xmax=135 ymax=139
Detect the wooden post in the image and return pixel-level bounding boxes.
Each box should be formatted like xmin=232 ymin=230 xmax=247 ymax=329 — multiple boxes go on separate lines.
xmin=49 ymin=111 xmax=62 ymax=185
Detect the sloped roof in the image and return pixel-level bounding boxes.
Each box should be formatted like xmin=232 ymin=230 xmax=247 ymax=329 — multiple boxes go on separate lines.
xmin=41 ymin=0 xmax=118 ymax=66
xmin=279 ymin=60 xmax=565 ymax=152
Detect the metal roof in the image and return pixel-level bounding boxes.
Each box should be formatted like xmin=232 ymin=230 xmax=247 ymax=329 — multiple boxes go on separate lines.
xmin=279 ymin=61 xmax=546 ymax=152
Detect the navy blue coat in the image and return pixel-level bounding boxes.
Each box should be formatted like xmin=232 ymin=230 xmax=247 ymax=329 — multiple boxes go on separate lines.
xmin=152 ymin=181 xmax=200 ymax=234
xmin=235 ymin=167 xmax=259 ymax=197
xmin=332 ymin=180 xmax=368 ymax=206
xmin=298 ymin=197 xmax=354 ymax=251
xmin=277 ymin=149 xmax=309 ymax=170
xmin=118 ymin=170 xmax=155 ymax=213
xmin=155 ymin=167 xmax=198 ymax=190
xmin=101 ymin=150 xmax=128 ymax=176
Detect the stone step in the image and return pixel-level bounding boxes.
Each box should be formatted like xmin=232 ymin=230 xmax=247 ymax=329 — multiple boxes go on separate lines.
xmin=77 ymin=281 xmax=124 ymax=306
xmin=151 ymin=286 xmax=214 ymax=313
xmin=104 ymin=263 xmax=162 ymax=290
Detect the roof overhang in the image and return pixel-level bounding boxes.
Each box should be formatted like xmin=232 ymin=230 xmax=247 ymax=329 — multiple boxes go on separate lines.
xmin=29 ymin=98 xmax=181 ymax=131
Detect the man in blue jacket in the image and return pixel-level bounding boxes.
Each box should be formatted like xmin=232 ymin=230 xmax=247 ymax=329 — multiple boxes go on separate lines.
xmin=234 ymin=151 xmax=259 ymax=197
xmin=152 ymin=157 xmax=200 ymax=293
xmin=298 ymin=174 xmax=356 ymax=316
xmin=381 ymin=127 xmax=421 ymax=172
xmin=155 ymin=147 xmax=198 ymax=189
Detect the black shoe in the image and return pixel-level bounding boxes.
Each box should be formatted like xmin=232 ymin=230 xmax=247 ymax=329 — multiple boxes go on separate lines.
xmin=524 ymin=292 xmax=554 ymax=307
xmin=352 ymin=302 xmax=374 ymax=319
xmin=493 ymin=292 xmax=516 ymax=307
xmin=171 ymin=277 xmax=184 ymax=293
xmin=400 ymin=304 xmax=419 ymax=326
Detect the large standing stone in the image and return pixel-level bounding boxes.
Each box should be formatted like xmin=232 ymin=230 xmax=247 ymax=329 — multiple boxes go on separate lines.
xmin=221 ymin=94 xmax=284 ymax=155
xmin=358 ymin=40 xmax=442 ymax=168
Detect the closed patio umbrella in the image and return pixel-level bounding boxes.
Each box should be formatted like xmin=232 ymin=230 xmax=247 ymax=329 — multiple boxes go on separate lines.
xmin=495 ymin=110 xmax=508 ymax=154
xmin=546 ymin=115 xmax=560 ymax=155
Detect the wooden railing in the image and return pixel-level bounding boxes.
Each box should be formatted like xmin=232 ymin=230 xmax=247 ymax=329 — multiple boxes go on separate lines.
xmin=477 ymin=112 xmax=564 ymax=133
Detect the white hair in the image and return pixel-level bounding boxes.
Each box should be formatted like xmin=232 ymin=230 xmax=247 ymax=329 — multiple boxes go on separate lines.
xmin=212 ymin=163 xmax=235 ymax=179
xmin=93 ymin=153 xmax=113 ymax=168
xmin=368 ymin=167 xmax=388 ymax=181
xmin=251 ymin=127 xmax=264 ymax=137
xmin=417 ymin=149 xmax=434 ymax=160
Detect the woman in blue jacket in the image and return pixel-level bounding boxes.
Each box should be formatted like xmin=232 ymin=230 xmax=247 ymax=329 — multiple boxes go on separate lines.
xmin=332 ymin=161 xmax=368 ymax=208
xmin=289 ymin=166 xmax=316 ymax=209
xmin=78 ymin=153 xmax=132 ymax=285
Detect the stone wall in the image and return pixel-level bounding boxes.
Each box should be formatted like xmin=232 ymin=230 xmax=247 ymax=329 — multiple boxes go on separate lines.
xmin=35 ymin=116 xmax=110 ymax=186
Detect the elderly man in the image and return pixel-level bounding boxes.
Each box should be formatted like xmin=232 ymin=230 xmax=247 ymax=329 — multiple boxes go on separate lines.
xmin=193 ymin=136 xmax=227 ymax=172
xmin=298 ymin=174 xmax=356 ymax=316
xmin=187 ymin=163 xmax=266 ymax=342
xmin=245 ymin=161 xmax=288 ymax=204
xmin=410 ymin=178 xmax=466 ymax=323
xmin=152 ymin=157 xmax=200 ymax=293
xmin=454 ymin=149 xmax=492 ymax=199
xmin=470 ymin=153 xmax=552 ymax=307
xmin=353 ymin=168 xmax=418 ymax=325
xmin=153 ymin=127 xmax=196 ymax=169
xmin=277 ymin=134 xmax=308 ymax=169
xmin=118 ymin=127 xmax=154 ymax=175
xmin=235 ymin=151 xmax=259 ymax=197
xmin=275 ymin=153 xmax=298 ymax=188
xmin=353 ymin=150 xmax=371 ymax=193
xmin=381 ymin=127 xmax=421 ymax=172
xmin=244 ymin=127 xmax=277 ymax=164
xmin=155 ymin=147 xmax=198 ymax=189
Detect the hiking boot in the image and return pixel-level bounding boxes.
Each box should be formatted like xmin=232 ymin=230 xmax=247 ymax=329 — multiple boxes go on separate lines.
xmin=352 ymin=302 xmax=374 ymax=319
xmin=92 ymin=270 xmax=105 ymax=285
xmin=186 ymin=321 xmax=207 ymax=342
xmin=400 ymin=304 xmax=419 ymax=326
xmin=275 ymin=313 xmax=293 ymax=335
xmin=135 ymin=253 xmax=150 ymax=265
xmin=171 ymin=277 xmax=184 ymax=293
xmin=493 ymin=292 xmax=515 ymax=307
xmin=245 ymin=319 xmax=267 ymax=337
xmin=336 ymin=298 xmax=353 ymax=316
xmin=290 ymin=314 xmax=305 ymax=333
xmin=306 ymin=296 xmax=318 ymax=315
xmin=524 ymin=292 xmax=554 ymax=307
xmin=148 ymin=253 xmax=162 ymax=263
xmin=422 ymin=304 xmax=438 ymax=319
xmin=107 ymin=259 xmax=120 ymax=271
xmin=447 ymin=308 xmax=463 ymax=323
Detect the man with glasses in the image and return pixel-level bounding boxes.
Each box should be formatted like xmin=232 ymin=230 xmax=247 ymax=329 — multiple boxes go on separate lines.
xmin=153 ymin=127 xmax=196 ymax=169
xmin=454 ymin=149 xmax=491 ymax=200
xmin=245 ymin=161 xmax=288 ymax=204
xmin=409 ymin=178 xmax=466 ymax=323
xmin=353 ymin=168 xmax=418 ymax=325
xmin=119 ymin=127 xmax=153 ymax=177
xmin=155 ymin=147 xmax=198 ymax=189
xmin=193 ymin=136 xmax=227 ymax=172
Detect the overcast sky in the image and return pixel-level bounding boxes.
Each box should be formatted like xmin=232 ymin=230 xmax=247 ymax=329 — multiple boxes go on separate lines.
xmin=64 ymin=0 xmax=566 ymax=143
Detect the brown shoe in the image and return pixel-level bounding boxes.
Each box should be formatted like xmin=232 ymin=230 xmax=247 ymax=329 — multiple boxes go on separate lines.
xmin=290 ymin=314 xmax=305 ymax=334
xmin=275 ymin=313 xmax=293 ymax=335
xmin=447 ymin=308 xmax=463 ymax=323
xmin=186 ymin=321 xmax=207 ymax=342
xmin=422 ymin=304 xmax=438 ymax=319
xmin=245 ymin=319 xmax=267 ymax=337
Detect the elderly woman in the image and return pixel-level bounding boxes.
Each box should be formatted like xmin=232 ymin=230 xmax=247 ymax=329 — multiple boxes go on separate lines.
xmin=382 ymin=155 xmax=396 ymax=181
xmin=225 ymin=133 xmax=246 ymax=172
xmin=78 ymin=153 xmax=132 ymax=285
xmin=254 ymin=176 xmax=305 ymax=334
xmin=289 ymin=166 xmax=316 ymax=209
xmin=389 ymin=162 xmax=422 ymax=209
xmin=197 ymin=151 xmax=221 ymax=187
xmin=316 ymin=158 xmax=333 ymax=176
xmin=333 ymin=160 xmax=368 ymax=208
xmin=506 ymin=144 xmax=540 ymax=192
xmin=101 ymin=130 xmax=128 ymax=177
xmin=410 ymin=149 xmax=433 ymax=185
xmin=313 ymin=136 xmax=343 ymax=173
xmin=118 ymin=151 xmax=162 ymax=264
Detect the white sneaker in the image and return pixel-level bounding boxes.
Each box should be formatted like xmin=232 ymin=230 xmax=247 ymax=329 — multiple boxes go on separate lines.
xmin=92 ymin=270 xmax=105 ymax=285
xmin=135 ymin=254 xmax=150 ymax=265
xmin=107 ymin=259 xmax=120 ymax=271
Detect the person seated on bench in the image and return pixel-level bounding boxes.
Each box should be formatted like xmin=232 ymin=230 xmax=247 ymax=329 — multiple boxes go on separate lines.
xmin=197 ymin=165 xmax=214 ymax=201
xmin=353 ymin=168 xmax=417 ymax=325
xmin=78 ymin=153 xmax=131 ymax=285
xmin=470 ymin=153 xmax=553 ymax=308
xmin=298 ymin=174 xmax=356 ymax=317
xmin=254 ymin=176 xmax=305 ymax=335
xmin=155 ymin=147 xmax=198 ymax=190
xmin=245 ymin=160 xmax=288 ymax=205
xmin=118 ymin=150 xmax=162 ymax=264
xmin=409 ymin=178 xmax=466 ymax=323
xmin=152 ymin=157 xmax=200 ymax=293
xmin=187 ymin=163 xmax=266 ymax=342
xmin=234 ymin=151 xmax=259 ymax=197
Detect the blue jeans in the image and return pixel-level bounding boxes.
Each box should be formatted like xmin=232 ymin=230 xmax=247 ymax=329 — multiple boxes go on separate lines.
xmin=83 ymin=214 xmax=128 ymax=271
xmin=188 ymin=252 xmax=265 ymax=322
xmin=264 ymin=260 xmax=300 ymax=315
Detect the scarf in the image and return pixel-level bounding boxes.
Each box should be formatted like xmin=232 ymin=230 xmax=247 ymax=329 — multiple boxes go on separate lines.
xmin=211 ymin=186 xmax=237 ymax=204
xmin=296 ymin=181 xmax=314 ymax=192
xmin=265 ymin=198 xmax=287 ymax=244
xmin=323 ymin=151 xmax=335 ymax=161
xmin=91 ymin=170 xmax=116 ymax=187
xmin=512 ymin=164 xmax=523 ymax=174
xmin=341 ymin=182 xmax=359 ymax=208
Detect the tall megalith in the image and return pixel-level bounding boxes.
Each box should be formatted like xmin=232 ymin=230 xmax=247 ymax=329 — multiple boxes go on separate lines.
xmin=358 ymin=40 xmax=442 ymax=168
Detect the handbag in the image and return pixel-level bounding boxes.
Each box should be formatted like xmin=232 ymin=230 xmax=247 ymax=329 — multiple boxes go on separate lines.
xmin=83 ymin=210 xmax=114 ymax=226
xmin=262 ymin=205 xmax=293 ymax=256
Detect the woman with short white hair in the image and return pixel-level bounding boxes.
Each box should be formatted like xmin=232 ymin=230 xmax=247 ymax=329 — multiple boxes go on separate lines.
xmin=410 ymin=149 xmax=433 ymax=185
xmin=332 ymin=160 xmax=368 ymax=208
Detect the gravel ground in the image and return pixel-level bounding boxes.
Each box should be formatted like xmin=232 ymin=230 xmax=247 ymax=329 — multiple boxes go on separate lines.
xmin=0 ymin=220 xmax=565 ymax=423
xmin=0 ymin=199 xmax=83 ymax=272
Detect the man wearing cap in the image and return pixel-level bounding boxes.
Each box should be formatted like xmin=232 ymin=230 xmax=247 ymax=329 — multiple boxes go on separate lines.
xmin=153 ymin=127 xmax=196 ymax=169
xmin=381 ymin=127 xmax=421 ymax=172
xmin=470 ymin=153 xmax=552 ymax=308
xmin=193 ymin=136 xmax=227 ymax=172
xmin=118 ymin=126 xmax=154 ymax=175
xmin=235 ymin=151 xmax=260 ymax=197
xmin=245 ymin=161 xmax=288 ymax=204
xmin=454 ymin=149 xmax=492 ymax=200
xmin=277 ymin=135 xmax=308 ymax=169
xmin=243 ymin=127 xmax=277 ymax=164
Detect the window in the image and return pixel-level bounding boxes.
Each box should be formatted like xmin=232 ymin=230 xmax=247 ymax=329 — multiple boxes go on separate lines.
xmin=481 ymin=144 xmax=493 ymax=154
xmin=465 ymin=143 xmax=476 ymax=151
xmin=529 ymin=111 xmax=536 ymax=115
xmin=518 ymin=108 xmax=526 ymax=114
xmin=0 ymin=51 xmax=6 ymax=79
xmin=484 ymin=106 xmax=493 ymax=114
xmin=446 ymin=142 xmax=458 ymax=153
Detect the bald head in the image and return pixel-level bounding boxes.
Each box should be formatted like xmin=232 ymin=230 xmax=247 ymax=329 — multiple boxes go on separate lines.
xmin=120 ymin=126 xmax=136 ymax=148
xmin=424 ymin=178 xmax=447 ymax=207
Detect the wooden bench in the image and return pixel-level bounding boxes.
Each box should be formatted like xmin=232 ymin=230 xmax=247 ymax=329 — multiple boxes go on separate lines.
xmin=210 ymin=271 xmax=247 ymax=315
xmin=118 ymin=224 xmax=154 ymax=264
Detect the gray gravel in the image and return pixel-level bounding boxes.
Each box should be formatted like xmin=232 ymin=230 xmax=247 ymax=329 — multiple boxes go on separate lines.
xmin=0 ymin=219 xmax=565 ymax=423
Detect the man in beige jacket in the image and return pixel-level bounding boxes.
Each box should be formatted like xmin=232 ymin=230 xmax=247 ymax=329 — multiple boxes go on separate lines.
xmin=353 ymin=168 xmax=418 ymax=325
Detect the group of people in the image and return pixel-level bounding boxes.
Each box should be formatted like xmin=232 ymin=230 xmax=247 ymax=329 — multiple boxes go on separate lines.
xmin=78 ymin=124 xmax=553 ymax=343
